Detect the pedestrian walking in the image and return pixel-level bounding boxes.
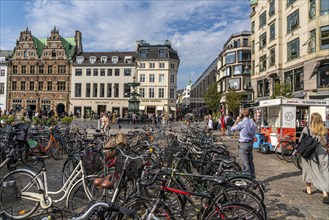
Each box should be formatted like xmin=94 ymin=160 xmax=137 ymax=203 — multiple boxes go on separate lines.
xmin=226 ymin=113 xmax=234 ymax=138
xmin=220 ymin=114 xmax=225 ymax=135
xmin=300 ymin=112 xmax=329 ymax=204
xmin=231 ymin=109 xmax=256 ymax=179
xmin=112 ymin=112 xmax=116 ymax=124
xmin=206 ymin=114 xmax=214 ymax=132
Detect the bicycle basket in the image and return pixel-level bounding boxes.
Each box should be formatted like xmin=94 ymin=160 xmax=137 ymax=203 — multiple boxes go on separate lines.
xmin=80 ymin=146 xmax=103 ymax=175
xmin=115 ymin=151 xmax=143 ymax=180
xmin=14 ymin=123 xmax=29 ymax=141
xmin=0 ymin=129 xmax=11 ymax=144
xmin=163 ymin=142 xmax=181 ymax=166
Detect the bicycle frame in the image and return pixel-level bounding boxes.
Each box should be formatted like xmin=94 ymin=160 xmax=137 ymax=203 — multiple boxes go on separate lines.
xmin=11 ymin=159 xmax=93 ymax=209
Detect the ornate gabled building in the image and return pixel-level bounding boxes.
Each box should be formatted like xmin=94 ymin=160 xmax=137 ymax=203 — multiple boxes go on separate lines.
xmin=7 ymin=27 xmax=82 ymax=115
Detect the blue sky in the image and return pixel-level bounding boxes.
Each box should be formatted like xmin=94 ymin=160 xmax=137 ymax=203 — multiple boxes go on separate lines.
xmin=0 ymin=0 xmax=250 ymax=89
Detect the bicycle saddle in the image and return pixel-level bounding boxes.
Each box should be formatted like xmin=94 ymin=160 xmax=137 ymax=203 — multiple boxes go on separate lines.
xmin=202 ymin=176 xmax=226 ymax=184
xmin=93 ymin=174 xmax=114 ymax=189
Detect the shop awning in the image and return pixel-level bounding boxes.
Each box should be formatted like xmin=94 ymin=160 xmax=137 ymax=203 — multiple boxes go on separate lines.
xmin=156 ymin=106 xmax=163 ymax=111
xmin=139 ymin=106 xmax=145 ymax=110
xmin=170 ymin=107 xmax=176 ymax=111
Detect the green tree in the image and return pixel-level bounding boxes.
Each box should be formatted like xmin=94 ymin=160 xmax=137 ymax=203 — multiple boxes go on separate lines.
xmin=204 ymin=82 xmax=222 ymax=113
xmin=272 ymin=82 xmax=293 ymax=98
xmin=225 ymin=89 xmax=242 ymax=113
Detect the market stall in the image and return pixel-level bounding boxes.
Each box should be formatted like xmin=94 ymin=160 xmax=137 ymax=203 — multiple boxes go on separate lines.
xmin=253 ymin=98 xmax=329 ymax=153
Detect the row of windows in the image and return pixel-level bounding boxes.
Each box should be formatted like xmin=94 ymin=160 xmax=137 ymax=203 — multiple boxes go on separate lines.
xmin=10 ymin=81 xmax=66 ymax=91
xmin=12 ymin=65 xmax=67 ymax=74
xmin=139 ymin=73 xmax=175 ymax=83
xmin=254 ymin=25 xmax=329 ymax=72
xmin=139 ymin=62 xmax=176 ymax=69
xmin=252 ymin=0 xmax=329 ymax=34
xmin=224 ymin=50 xmax=251 ymax=64
xmin=139 ymin=48 xmax=168 ymax=59
xmin=76 ymin=55 xmax=133 ymax=64
xmin=17 ymin=50 xmax=64 ymax=58
xmin=218 ymin=78 xmax=252 ymax=92
xmin=257 ymin=65 xmax=328 ymax=97
xmin=75 ymin=68 xmax=131 ymax=76
xmin=74 ymin=83 xmax=176 ymax=99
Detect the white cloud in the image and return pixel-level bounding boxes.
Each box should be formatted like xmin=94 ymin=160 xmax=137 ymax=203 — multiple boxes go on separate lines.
xmin=1 ymin=0 xmax=250 ymax=88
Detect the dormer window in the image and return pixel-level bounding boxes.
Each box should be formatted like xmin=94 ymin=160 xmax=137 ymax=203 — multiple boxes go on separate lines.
xmin=101 ymin=56 xmax=108 ymax=63
xmin=76 ymin=56 xmax=85 ymax=64
xmin=90 ymin=56 xmax=97 ymax=64
xmin=125 ymin=56 xmax=132 ymax=63
xmin=112 ymin=56 xmax=119 ymax=64
xmin=139 ymin=49 xmax=148 ymax=58
xmin=159 ymin=49 xmax=167 ymax=58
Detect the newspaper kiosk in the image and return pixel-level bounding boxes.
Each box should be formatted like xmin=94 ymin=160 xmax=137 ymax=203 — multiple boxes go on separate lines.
xmin=253 ymin=98 xmax=329 ymax=153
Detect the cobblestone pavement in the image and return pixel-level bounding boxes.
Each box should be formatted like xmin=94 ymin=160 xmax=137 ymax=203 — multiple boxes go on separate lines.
xmin=1 ymin=120 xmax=328 ymax=219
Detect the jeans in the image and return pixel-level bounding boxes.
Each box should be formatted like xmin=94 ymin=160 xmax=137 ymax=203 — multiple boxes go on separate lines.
xmin=227 ymin=126 xmax=231 ymax=137
xmin=239 ymin=142 xmax=255 ymax=178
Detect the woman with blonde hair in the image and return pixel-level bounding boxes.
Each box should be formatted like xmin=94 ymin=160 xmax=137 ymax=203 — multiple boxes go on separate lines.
xmin=300 ymin=112 xmax=329 ymax=204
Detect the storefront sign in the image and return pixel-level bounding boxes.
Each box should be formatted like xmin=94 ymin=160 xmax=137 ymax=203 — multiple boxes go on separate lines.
xmin=260 ymin=99 xmax=281 ymax=107
xmin=282 ymin=99 xmax=329 ymax=106
xmin=282 ymin=106 xmax=296 ymax=128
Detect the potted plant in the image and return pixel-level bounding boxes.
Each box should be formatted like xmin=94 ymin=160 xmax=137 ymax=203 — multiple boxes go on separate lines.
xmin=61 ymin=116 xmax=74 ymax=125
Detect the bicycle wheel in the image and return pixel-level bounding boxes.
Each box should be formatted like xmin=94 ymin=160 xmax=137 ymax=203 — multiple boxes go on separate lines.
xmin=274 ymin=141 xmax=287 ymax=160
xmin=50 ymin=140 xmax=64 ymax=160
xmin=62 ymin=156 xmax=80 ymax=185
xmin=120 ymin=198 xmax=174 ymax=220
xmin=67 ymin=175 xmax=103 ymax=215
xmin=20 ymin=144 xmax=38 ymax=166
xmin=281 ymin=143 xmax=296 ymax=163
xmin=206 ymin=202 xmax=263 ymax=220
xmin=0 ymin=169 xmax=42 ymax=219
xmin=215 ymin=187 xmax=267 ymax=219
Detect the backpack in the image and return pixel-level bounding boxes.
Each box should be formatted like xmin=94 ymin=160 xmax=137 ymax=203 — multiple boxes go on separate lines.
xmin=297 ymin=127 xmax=320 ymax=161
xmin=226 ymin=117 xmax=233 ymax=127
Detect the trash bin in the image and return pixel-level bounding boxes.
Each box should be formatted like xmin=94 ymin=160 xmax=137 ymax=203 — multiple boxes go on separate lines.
xmin=269 ymin=133 xmax=278 ymax=148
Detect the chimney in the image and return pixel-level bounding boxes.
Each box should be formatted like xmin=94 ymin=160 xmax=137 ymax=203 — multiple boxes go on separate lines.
xmin=75 ymin=30 xmax=83 ymax=54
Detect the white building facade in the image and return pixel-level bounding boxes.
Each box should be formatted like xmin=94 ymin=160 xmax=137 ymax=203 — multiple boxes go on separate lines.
xmin=70 ymin=52 xmax=136 ymax=117
xmin=0 ymin=50 xmax=11 ymax=111
xmin=136 ymin=40 xmax=180 ymax=116
xmin=250 ymin=0 xmax=329 ymax=101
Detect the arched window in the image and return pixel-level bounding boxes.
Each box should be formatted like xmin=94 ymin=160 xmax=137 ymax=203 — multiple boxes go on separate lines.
xmin=52 ymin=50 xmax=56 ymax=57
xmin=24 ymin=50 xmax=28 ymax=57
